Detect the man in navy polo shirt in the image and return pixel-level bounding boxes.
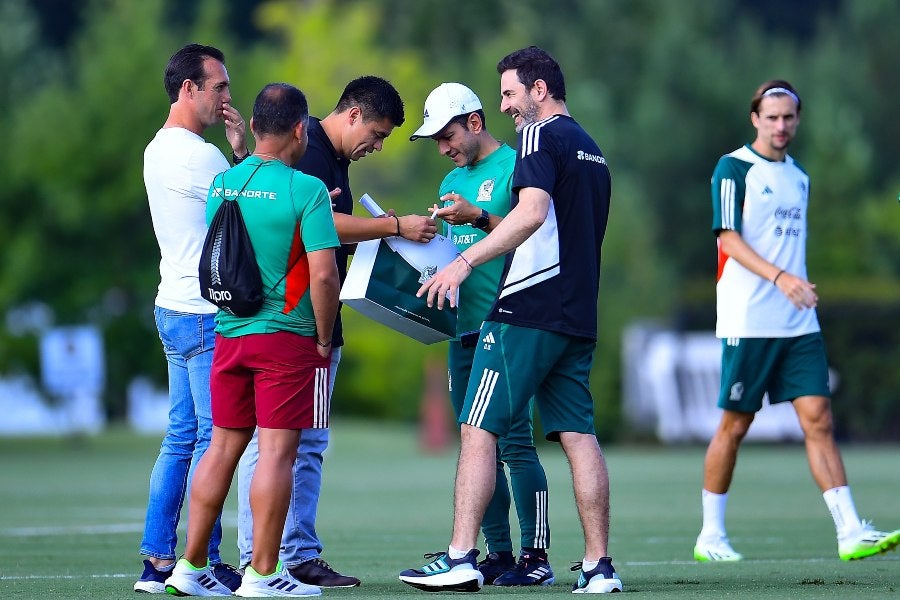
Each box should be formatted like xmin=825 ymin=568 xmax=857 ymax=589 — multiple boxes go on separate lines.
xmin=401 ymin=46 xmax=622 ymax=595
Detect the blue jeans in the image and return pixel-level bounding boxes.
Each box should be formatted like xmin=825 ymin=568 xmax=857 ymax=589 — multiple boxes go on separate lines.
xmin=139 ymin=307 xmax=222 ymax=562
xmin=236 ymin=347 xmax=341 ymax=567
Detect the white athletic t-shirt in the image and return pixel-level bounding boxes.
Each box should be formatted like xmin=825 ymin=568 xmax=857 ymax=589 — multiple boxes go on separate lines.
xmin=711 ymin=144 xmax=820 ymax=338
xmin=145 ymin=127 xmax=229 ymax=313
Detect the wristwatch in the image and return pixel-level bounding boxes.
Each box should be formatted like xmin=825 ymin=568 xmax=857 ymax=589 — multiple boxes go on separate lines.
xmin=472 ymin=209 xmax=490 ymax=230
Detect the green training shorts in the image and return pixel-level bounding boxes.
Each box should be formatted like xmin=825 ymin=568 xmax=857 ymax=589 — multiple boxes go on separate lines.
xmin=718 ymin=332 xmax=831 ymax=412
xmin=460 ymin=321 xmax=597 ymax=442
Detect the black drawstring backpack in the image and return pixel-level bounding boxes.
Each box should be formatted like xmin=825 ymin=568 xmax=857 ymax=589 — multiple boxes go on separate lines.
xmin=199 ymin=165 xmax=264 ymax=317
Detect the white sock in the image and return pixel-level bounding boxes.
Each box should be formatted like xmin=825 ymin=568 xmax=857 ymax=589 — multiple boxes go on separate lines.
xmin=699 ymin=489 xmax=728 ymax=539
xmin=447 ymin=545 xmax=469 ymax=560
xmin=581 ymin=559 xmax=599 ymax=572
xmin=823 ymin=485 xmax=863 ymax=538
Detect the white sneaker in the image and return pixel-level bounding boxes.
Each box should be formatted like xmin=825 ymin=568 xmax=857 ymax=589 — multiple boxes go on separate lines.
xmin=234 ymin=563 xmax=321 ymax=597
xmin=694 ymin=534 xmax=743 ymax=562
xmin=164 ymin=558 xmax=233 ymax=596
xmin=838 ymin=520 xmax=900 ymax=561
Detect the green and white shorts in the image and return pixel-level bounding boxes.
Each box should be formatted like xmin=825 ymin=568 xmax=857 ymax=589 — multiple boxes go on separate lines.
xmin=718 ymin=332 xmax=831 ymax=412
xmin=460 ymin=321 xmax=597 ymax=442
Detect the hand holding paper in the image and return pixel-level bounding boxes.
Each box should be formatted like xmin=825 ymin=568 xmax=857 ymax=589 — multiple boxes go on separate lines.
xmin=431 ymin=192 xmax=479 ymax=226
xmin=396 ymin=214 xmax=438 ymax=242
xmin=359 ymin=193 xmax=437 ymax=242
xmin=358 ymin=193 xmax=454 ymax=270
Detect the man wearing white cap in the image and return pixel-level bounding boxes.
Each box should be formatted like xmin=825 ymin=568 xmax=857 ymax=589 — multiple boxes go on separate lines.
xmin=409 ymin=83 xmax=554 ymax=587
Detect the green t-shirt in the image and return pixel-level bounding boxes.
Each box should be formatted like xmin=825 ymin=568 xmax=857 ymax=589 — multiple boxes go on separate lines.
xmin=438 ymin=143 xmax=515 ymax=335
xmin=207 ymin=156 xmax=339 ymax=337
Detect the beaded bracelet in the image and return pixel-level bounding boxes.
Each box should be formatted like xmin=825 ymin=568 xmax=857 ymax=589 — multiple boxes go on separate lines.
xmin=456 ymin=253 xmax=473 ymax=270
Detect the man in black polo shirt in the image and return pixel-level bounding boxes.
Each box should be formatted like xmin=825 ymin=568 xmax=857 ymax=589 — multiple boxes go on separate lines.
xmin=237 ymin=76 xmax=437 ymax=588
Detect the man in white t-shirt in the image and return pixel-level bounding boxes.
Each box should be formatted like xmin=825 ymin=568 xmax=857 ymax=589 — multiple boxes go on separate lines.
xmin=696 ymin=79 xmax=899 ymax=563
xmin=135 ymin=43 xmax=249 ymax=594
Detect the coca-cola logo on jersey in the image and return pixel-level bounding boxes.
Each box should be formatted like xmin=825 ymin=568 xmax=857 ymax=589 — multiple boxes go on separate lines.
xmin=774 ymin=206 xmax=802 ymax=220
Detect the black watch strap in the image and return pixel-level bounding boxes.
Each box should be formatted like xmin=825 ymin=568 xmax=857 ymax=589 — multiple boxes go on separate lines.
xmin=472 ymin=209 xmax=490 ymax=230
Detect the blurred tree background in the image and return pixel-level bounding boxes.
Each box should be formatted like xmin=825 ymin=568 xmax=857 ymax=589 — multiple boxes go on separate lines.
xmin=1 ymin=0 xmax=897 ymax=440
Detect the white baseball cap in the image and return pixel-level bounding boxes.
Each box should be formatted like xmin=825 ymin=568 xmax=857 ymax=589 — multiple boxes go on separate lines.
xmin=409 ymin=82 xmax=483 ymax=141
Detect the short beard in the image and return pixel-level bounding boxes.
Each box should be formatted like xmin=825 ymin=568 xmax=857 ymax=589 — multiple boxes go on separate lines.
xmin=514 ymin=98 xmax=541 ymax=133
xmin=457 ymin=136 xmax=481 ymax=167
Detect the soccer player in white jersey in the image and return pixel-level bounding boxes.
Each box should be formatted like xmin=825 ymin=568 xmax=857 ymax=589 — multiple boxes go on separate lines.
xmin=696 ymin=79 xmax=900 ymax=562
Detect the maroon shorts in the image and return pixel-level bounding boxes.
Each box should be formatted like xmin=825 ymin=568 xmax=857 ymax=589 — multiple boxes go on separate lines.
xmin=210 ymin=331 xmax=330 ymax=429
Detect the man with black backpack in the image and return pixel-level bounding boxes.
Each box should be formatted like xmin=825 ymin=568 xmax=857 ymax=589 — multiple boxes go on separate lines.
xmin=235 ymin=76 xmax=438 ymax=588
xmin=164 ymin=82 xmax=341 ymax=598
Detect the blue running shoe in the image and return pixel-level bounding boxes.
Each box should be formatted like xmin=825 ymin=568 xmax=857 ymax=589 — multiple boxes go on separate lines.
xmin=477 ymin=551 xmax=515 ymax=585
xmin=399 ymin=549 xmax=484 ymax=592
xmin=133 ymin=559 xmax=171 ymax=593
xmin=571 ymin=557 xmax=623 ymax=594
xmin=211 ymin=562 xmax=243 ymax=592
xmin=493 ymin=551 xmax=554 ymax=586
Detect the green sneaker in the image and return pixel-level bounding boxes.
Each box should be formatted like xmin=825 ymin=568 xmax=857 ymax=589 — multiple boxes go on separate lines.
xmin=838 ymin=521 xmax=900 ymax=560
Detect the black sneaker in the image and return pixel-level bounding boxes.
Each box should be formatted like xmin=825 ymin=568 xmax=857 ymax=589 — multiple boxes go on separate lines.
xmin=477 ymin=551 xmax=515 ymax=585
xmin=211 ymin=561 xmax=243 ymax=592
xmin=571 ymin=557 xmax=623 ymax=593
xmin=289 ymin=557 xmax=361 ymax=588
xmin=493 ymin=551 xmax=554 ymax=586
xmin=133 ymin=559 xmax=171 ymax=593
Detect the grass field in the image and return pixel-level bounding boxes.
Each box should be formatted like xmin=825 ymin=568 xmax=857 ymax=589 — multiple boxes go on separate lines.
xmin=0 ymin=419 xmax=897 ymax=599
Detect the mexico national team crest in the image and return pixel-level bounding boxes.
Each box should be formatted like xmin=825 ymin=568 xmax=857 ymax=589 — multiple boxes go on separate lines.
xmin=476 ymin=179 xmax=495 ymax=202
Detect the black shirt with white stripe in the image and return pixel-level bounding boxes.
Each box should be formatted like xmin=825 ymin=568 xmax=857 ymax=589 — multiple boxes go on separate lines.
xmin=487 ymin=115 xmax=610 ymax=341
